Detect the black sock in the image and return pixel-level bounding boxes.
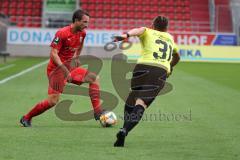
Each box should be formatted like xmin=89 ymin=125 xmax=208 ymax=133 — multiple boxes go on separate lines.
xmin=123 ymin=104 xmax=145 ymax=134
xmin=123 ymin=104 xmax=134 ymax=127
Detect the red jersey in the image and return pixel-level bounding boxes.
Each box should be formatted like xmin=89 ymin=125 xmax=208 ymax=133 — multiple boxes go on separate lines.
xmin=47 ymin=25 xmax=86 ymax=71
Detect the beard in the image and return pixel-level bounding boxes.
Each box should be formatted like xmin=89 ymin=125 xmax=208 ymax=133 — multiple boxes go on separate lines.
xmin=76 ymin=26 xmax=82 ymax=31
xmin=76 ymin=25 xmax=87 ymax=31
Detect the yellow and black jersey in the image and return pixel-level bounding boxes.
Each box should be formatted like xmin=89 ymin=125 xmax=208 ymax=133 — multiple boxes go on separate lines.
xmin=137 ymin=27 xmax=178 ymax=73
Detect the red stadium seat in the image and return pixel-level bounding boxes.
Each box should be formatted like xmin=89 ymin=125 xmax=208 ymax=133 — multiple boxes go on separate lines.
xmin=0 ymin=0 xmax=203 ymax=31
xmin=152 ymin=5 xmax=159 ymax=12
xmin=167 ymin=6 xmax=174 ymax=13
xmin=111 ymin=11 xmax=119 ymax=18
xmin=2 ymin=8 xmax=9 ymax=15
xmin=118 ymin=5 xmax=126 ymax=12
xmin=2 ymin=1 xmax=9 ymax=8
xmin=88 ymin=4 xmax=95 ymax=10
xmin=96 ymin=3 xmax=103 ymax=10
xmin=160 ymin=7 xmax=167 ymax=13
xmin=184 ymin=13 xmax=191 ymax=20
xmin=26 ymin=2 xmax=33 ymax=9
xmin=103 ymin=11 xmax=111 ymax=18
xmin=9 ymin=8 xmax=17 ymax=16
xmin=88 ymin=10 xmax=94 ymax=17
xmin=33 ymin=23 xmax=41 ymax=28
xmin=104 ymin=4 xmax=111 ymax=10
xmin=184 ymin=0 xmax=190 ymax=7
xmin=168 ymin=13 xmax=175 ymax=20
xmin=9 ymin=16 xmax=17 ymax=25
xmin=127 ymin=5 xmax=135 ymax=12
xmin=104 ymin=0 xmax=111 ymax=4
xmin=119 ymin=11 xmax=127 ymax=18
xmin=18 ymin=2 xmax=25 ymax=8
xmin=134 ymin=12 xmax=142 ymax=19
xmin=127 ymin=12 xmax=135 ymax=19
xmin=183 ymin=6 xmax=190 ymax=13
xmin=81 ymin=3 xmax=88 ymax=9
xmin=126 ymin=0 xmax=132 ymax=4
xmin=111 ymin=5 xmax=118 ymax=11
xmin=95 ymin=10 xmax=103 ymax=18
xmin=159 ymin=0 xmax=167 ymax=5
xmin=176 ymin=6 xmax=183 ymax=14
xmin=17 ymin=22 xmax=25 ymax=27
xmin=35 ymin=2 xmax=42 ymax=9
xmin=11 ymin=2 xmax=17 ymax=8
xmin=167 ymin=0 xmax=175 ymax=6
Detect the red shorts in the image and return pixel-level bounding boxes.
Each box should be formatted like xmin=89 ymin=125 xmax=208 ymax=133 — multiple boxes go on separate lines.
xmin=47 ymin=67 xmax=88 ymax=94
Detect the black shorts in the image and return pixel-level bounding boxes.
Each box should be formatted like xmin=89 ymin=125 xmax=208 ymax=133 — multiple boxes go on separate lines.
xmin=126 ymin=64 xmax=167 ymax=107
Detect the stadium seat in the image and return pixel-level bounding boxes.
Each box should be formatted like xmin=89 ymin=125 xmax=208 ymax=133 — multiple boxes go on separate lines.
xmin=1 ymin=8 xmax=8 ymax=15
xmin=152 ymin=6 xmax=159 ymax=12
xmin=9 ymin=8 xmax=17 ymax=16
xmin=18 ymin=2 xmax=25 ymax=8
xmin=76 ymin=0 xmax=199 ymax=31
xmin=0 ymin=0 xmax=212 ymax=32
xmin=2 ymin=1 xmax=9 ymax=8
xmin=11 ymin=1 xmax=17 ymax=8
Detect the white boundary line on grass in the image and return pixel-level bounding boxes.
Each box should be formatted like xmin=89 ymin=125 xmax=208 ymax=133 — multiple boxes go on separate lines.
xmin=0 ymin=60 xmax=49 ymax=84
xmin=0 ymin=64 xmax=15 ymax=71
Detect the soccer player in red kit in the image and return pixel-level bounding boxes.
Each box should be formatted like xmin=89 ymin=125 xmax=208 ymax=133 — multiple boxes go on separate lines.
xmin=20 ymin=10 xmax=103 ymax=127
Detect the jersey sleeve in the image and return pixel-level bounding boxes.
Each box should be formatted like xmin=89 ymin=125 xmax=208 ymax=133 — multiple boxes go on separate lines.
xmin=138 ymin=27 xmax=147 ymax=39
xmin=50 ymin=30 xmax=64 ymax=51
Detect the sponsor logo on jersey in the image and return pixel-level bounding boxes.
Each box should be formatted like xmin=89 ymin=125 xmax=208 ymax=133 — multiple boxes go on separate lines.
xmin=53 ymin=37 xmax=60 ymax=44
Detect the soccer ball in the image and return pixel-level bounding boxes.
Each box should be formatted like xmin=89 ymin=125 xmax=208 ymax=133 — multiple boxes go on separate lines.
xmin=99 ymin=111 xmax=117 ymax=127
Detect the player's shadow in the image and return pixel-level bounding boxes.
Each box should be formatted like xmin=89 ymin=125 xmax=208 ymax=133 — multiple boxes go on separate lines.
xmin=54 ymin=85 xmax=118 ymax=121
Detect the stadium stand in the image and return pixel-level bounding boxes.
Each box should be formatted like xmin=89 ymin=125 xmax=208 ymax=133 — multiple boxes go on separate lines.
xmin=0 ymin=0 xmax=233 ymax=33
xmin=189 ymin=0 xmax=211 ymax=32
xmin=0 ymin=0 xmax=42 ymax=27
xmin=214 ymin=0 xmax=232 ymax=32
xmin=80 ymin=0 xmax=192 ymax=32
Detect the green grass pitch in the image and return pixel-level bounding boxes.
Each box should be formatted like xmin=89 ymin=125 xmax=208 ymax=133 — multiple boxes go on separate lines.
xmin=0 ymin=57 xmax=239 ymax=160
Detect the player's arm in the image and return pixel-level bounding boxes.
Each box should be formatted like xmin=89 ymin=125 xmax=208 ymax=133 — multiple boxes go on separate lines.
xmin=168 ymin=50 xmax=180 ymax=76
xmin=74 ymin=42 xmax=83 ymax=57
xmin=50 ymin=48 xmax=71 ymax=80
xmin=72 ymin=46 xmax=82 ymax=67
xmin=73 ymin=35 xmax=85 ymax=67
xmin=50 ymin=31 xmax=71 ymax=81
xmin=171 ymin=51 xmax=180 ymax=67
xmin=112 ymin=27 xmax=146 ymax=41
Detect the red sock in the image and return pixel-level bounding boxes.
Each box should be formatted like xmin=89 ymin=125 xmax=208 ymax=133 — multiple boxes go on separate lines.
xmin=89 ymin=83 xmax=102 ymax=114
xmin=24 ymin=99 xmax=53 ymax=121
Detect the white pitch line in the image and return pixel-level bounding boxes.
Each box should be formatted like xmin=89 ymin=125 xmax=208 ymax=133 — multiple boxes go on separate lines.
xmin=0 ymin=64 xmax=15 ymax=71
xmin=0 ymin=60 xmax=49 ymax=84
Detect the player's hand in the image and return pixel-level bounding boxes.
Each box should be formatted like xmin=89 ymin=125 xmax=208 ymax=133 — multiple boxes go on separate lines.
xmin=66 ymin=71 xmax=72 ymax=83
xmin=112 ymin=35 xmax=126 ymax=42
xmin=72 ymin=58 xmax=81 ymax=67
xmin=60 ymin=65 xmax=72 ymax=83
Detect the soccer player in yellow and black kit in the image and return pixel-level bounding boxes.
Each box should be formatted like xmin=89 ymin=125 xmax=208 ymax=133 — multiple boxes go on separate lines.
xmin=112 ymin=16 xmax=180 ymax=147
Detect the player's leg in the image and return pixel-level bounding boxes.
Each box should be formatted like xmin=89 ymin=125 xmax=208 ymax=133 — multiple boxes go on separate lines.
xmin=20 ymin=94 xmax=60 ymax=127
xmin=122 ymin=64 xmax=149 ymax=133
xmin=122 ymin=65 xmax=147 ymax=125
xmin=84 ymin=72 xmax=103 ymax=119
xmin=70 ymin=68 xmax=103 ymax=120
xmin=20 ymin=68 xmax=65 ymax=127
xmin=114 ymin=64 xmax=147 ymax=146
xmin=114 ymin=64 xmax=167 ymax=147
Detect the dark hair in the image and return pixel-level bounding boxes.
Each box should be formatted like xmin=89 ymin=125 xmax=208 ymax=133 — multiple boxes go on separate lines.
xmin=72 ymin=9 xmax=90 ymax=23
xmin=153 ymin=16 xmax=168 ymax=31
